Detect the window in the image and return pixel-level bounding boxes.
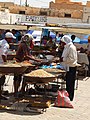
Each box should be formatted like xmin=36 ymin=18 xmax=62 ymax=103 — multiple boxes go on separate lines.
xmin=19 ymin=11 xmax=25 ymax=14
xmin=40 ymin=11 xmax=47 ymax=16
xmin=64 ymin=13 xmax=71 ymax=18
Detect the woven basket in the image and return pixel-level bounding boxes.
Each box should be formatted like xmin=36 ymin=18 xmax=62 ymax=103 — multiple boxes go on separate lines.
xmin=44 ymin=68 xmax=66 ymax=74
xmin=0 ymin=66 xmax=27 ymax=74
xmin=24 ymin=75 xmax=56 ymax=83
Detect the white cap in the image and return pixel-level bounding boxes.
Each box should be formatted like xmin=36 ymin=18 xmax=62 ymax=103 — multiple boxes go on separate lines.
xmin=5 ymin=32 xmax=16 ymax=39
xmin=61 ymin=35 xmax=72 ymax=44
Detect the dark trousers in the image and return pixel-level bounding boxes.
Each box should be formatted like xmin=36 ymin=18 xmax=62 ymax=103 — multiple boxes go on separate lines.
xmin=66 ymin=67 xmax=77 ymax=101
xmin=0 ymin=75 xmax=5 ymax=97
xmin=13 ymin=74 xmax=22 ymax=93
xmin=88 ymin=55 xmax=90 ymax=76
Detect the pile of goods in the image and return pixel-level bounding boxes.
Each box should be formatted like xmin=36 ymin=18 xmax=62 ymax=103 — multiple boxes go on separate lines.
xmin=25 ymin=69 xmax=55 ymax=78
xmin=0 ymin=62 xmax=28 ymax=74
xmin=0 ymin=60 xmax=33 ymax=67
xmin=44 ymin=68 xmax=65 ymax=74
xmin=0 ymin=61 xmax=34 ymax=68
xmin=0 ymin=63 xmax=21 ymax=67
xmin=24 ymin=69 xmax=56 ymax=83
xmin=19 ymin=60 xmax=34 ymax=67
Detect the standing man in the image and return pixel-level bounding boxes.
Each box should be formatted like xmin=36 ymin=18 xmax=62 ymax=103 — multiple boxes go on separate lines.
xmin=61 ymin=35 xmax=78 ymax=101
xmin=71 ymin=34 xmax=76 ymax=42
xmin=0 ymin=32 xmax=16 ymax=100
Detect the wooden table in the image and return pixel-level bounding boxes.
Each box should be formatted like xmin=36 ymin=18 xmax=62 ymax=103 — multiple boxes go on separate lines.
xmin=32 ymin=50 xmax=56 ymax=56
xmin=9 ymin=43 xmax=19 ymax=51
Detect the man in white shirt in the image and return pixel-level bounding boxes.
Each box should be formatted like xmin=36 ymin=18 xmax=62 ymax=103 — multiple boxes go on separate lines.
xmin=61 ymin=35 xmax=78 ymax=101
xmin=0 ymin=32 xmax=16 ymax=100
xmin=0 ymin=38 xmax=9 ymax=63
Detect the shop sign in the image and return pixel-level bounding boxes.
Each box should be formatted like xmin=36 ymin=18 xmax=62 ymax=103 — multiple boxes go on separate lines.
xmin=22 ymin=15 xmax=47 ymax=23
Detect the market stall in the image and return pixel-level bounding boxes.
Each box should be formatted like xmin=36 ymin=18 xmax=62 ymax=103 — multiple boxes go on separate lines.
xmin=20 ymin=67 xmax=66 ymax=112
xmin=0 ymin=62 xmax=35 ymax=101
xmin=77 ymin=52 xmax=89 ymax=76
xmin=0 ymin=54 xmax=66 ymax=113
xmin=78 ymin=52 xmax=89 ymax=65
xmin=0 ymin=62 xmax=35 ymax=74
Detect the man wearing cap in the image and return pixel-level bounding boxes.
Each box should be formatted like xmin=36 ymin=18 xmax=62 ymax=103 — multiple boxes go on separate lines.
xmin=5 ymin=32 xmax=16 ymax=50
xmin=60 ymin=35 xmax=77 ymax=101
xmin=0 ymin=32 xmax=16 ymax=100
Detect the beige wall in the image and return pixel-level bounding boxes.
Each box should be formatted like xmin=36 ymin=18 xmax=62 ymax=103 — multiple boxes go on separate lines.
xmin=0 ymin=2 xmax=40 ymax=15
xmin=0 ymin=2 xmax=14 ymax=7
xmin=9 ymin=6 xmax=40 ymax=15
xmin=40 ymin=8 xmax=83 ymax=19
xmin=49 ymin=2 xmax=83 ymax=10
xmin=47 ymin=17 xmax=82 ymax=24
xmin=55 ymin=0 xmax=82 ymax=5
xmin=55 ymin=0 xmax=69 ymax=3
xmin=0 ymin=1 xmax=83 ymax=18
xmin=86 ymin=1 xmax=90 ymax=7
xmin=83 ymin=6 xmax=90 ymax=23
xmin=0 ymin=1 xmax=90 ymax=24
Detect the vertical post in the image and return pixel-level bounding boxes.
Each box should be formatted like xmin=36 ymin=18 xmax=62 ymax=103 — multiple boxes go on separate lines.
xmin=20 ymin=0 xmax=22 ymax=6
xmin=25 ymin=0 xmax=27 ymax=7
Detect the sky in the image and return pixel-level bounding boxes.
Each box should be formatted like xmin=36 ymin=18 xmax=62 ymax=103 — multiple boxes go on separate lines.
xmin=0 ymin=0 xmax=90 ymax=8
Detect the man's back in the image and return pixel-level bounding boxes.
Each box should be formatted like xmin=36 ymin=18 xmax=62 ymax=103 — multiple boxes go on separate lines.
xmin=0 ymin=39 xmax=9 ymax=63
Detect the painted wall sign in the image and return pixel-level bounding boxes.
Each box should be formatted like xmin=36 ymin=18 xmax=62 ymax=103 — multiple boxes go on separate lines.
xmin=22 ymin=15 xmax=47 ymax=23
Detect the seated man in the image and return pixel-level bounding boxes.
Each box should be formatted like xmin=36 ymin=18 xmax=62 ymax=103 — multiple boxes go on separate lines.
xmin=14 ymin=34 xmax=41 ymax=96
xmin=46 ymin=36 xmax=57 ymax=51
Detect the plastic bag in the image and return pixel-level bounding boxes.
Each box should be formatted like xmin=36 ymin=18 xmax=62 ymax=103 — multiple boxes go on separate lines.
xmin=54 ymin=90 xmax=73 ymax=108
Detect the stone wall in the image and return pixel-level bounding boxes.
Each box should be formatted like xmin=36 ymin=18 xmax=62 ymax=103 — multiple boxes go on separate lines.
xmin=0 ymin=2 xmax=14 ymax=7
xmin=47 ymin=17 xmax=82 ymax=24
xmin=83 ymin=6 xmax=90 ymax=23
xmin=55 ymin=0 xmax=69 ymax=3
xmin=86 ymin=1 xmax=90 ymax=7
xmin=9 ymin=6 xmax=40 ymax=15
xmin=49 ymin=1 xmax=83 ymax=10
xmin=0 ymin=1 xmax=90 ymax=24
xmin=0 ymin=1 xmax=83 ymax=18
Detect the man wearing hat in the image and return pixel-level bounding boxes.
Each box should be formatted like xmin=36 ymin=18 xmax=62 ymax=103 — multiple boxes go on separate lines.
xmin=0 ymin=32 xmax=16 ymax=100
xmin=60 ymin=35 xmax=78 ymax=101
xmin=13 ymin=33 xmax=41 ymax=96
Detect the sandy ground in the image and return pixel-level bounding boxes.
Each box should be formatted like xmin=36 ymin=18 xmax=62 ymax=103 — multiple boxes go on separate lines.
xmin=0 ymin=75 xmax=90 ymax=120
